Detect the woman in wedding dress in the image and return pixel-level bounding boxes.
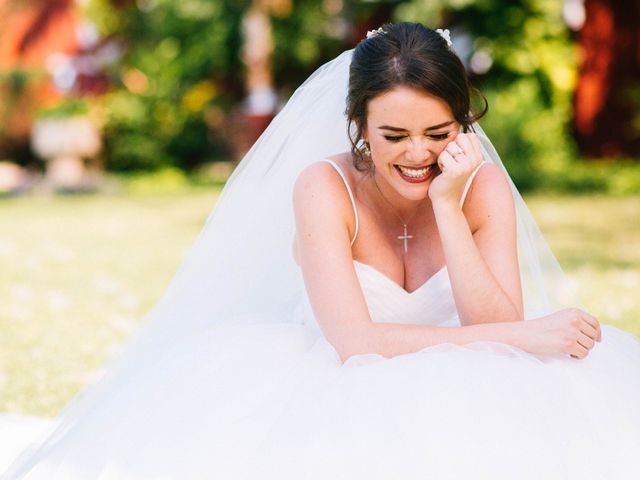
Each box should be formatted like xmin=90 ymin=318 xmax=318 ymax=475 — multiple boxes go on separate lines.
xmin=3 ymin=22 xmax=640 ymax=480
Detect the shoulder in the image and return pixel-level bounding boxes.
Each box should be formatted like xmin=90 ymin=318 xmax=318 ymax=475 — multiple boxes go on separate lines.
xmin=294 ymin=159 xmax=341 ymax=190
xmin=293 ymin=155 xmax=357 ymax=235
xmin=464 ymin=163 xmax=515 ymax=230
xmin=470 ymin=163 xmax=512 ymax=197
xmin=292 ymin=157 xmax=357 ymax=264
xmin=293 ymin=155 xmax=355 ymax=210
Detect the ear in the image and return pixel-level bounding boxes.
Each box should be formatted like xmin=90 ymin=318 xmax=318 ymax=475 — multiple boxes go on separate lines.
xmin=358 ymin=121 xmax=368 ymax=143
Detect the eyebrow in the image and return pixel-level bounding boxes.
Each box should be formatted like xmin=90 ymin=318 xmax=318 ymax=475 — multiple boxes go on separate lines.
xmin=378 ymin=120 xmax=455 ymax=132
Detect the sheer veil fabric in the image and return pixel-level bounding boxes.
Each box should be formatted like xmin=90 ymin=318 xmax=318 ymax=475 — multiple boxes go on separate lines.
xmin=3 ymin=49 xmax=640 ymax=479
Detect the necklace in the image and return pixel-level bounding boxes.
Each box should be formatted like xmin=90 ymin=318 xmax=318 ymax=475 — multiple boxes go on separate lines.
xmin=372 ymin=176 xmax=423 ymax=254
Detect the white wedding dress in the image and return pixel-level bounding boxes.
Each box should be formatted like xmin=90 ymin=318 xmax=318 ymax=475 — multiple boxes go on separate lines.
xmin=3 ymin=159 xmax=640 ymax=480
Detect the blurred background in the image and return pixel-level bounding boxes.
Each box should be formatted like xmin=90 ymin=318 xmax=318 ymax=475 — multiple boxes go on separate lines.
xmin=0 ymin=0 xmax=638 ymax=417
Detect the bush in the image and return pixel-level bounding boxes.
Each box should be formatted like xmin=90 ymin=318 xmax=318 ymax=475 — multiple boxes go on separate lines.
xmin=538 ymin=160 xmax=640 ymax=195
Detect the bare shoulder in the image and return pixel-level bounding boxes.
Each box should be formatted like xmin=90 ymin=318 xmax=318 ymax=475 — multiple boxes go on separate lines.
xmin=293 ymin=154 xmax=355 ymax=210
xmin=464 ymin=163 xmax=515 ymax=230
xmin=467 ymin=163 xmax=513 ymax=205
xmin=294 ymin=159 xmax=348 ymax=205
xmin=293 ymin=157 xmax=355 ymax=244
xmin=293 ymin=157 xmax=355 ymax=264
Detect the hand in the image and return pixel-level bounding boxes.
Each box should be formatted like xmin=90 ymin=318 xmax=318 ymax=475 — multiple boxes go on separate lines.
xmin=519 ymin=308 xmax=602 ymax=359
xmin=428 ymin=132 xmax=483 ymax=206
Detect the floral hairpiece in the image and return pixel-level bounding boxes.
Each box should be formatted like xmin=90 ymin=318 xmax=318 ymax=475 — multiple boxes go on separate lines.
xmin=366 ymin=27 xmax=386 ymax=39
xmin=436 ymin=28 xmax=453 ymax=48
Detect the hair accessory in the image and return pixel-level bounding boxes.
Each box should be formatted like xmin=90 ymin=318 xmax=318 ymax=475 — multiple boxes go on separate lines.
xmin=436 ymin=28 xmax=453 ymax=48
xmin=366 ymin=27 xmax=386 ymax=39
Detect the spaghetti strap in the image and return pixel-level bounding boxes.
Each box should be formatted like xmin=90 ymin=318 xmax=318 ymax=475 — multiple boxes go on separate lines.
xmin=459 ymin=161 xmax=486 ymax=207
xmin=320 ymin=159 xmax=359 ymax=247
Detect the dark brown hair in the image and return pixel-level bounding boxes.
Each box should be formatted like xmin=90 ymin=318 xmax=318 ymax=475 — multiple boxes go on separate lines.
xmin=347 ymin=22 xmax=488 ymax=171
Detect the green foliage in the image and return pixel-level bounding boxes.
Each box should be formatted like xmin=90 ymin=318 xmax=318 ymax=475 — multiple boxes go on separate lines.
xmin=84 ymin=0 xmax=248 ymax=171
xmin=0 ymin=67 xmax=56 ymax=166
xmin=395 ymin=0 xmax=580 ymax=190
xmin=540 ymin=160 xmax=640 ymax=195
xmin=85 ymin=0 xmax=345 ymax=172
xmin=0 ymin=68 xmax=35 ymax=94
xmin=270 ymin=1 xmax=346 ymax=89
xmin=83 ymin=0 xmax=636 ymax=191
xmin=119 ymin=166 xmax=192 ymax=195
xmin=36 ymin=99 xmax=89 ymax=119
xmin=0 ymin=67 xmax=43 ymax=150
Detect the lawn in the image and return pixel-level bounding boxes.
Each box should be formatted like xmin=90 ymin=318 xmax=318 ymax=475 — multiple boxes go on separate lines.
xmin=0 ymin=190 xmax=638 ymax=417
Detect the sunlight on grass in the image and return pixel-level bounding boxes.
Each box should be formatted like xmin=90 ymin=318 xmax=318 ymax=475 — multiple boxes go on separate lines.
xmin=0 ymin=192 xmax=217 ymax=416
xmin=0 ymin=191 xmax=638 ymax=416
xmin=526 ymin=194 xmax=640 ymax=337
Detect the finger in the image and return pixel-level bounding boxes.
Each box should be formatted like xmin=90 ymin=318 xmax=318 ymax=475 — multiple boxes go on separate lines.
xmin=438 ymin=150 xmax=457 ymax=171
xmin=455 ymin=134 xmax=481 ymax=169
xmin=577 ymin=316 xmax=599 ymax=342
xmin=445 ymin=142 xmax=464 ymax=161
xmin=468 ymin=133 xmax=483 ymax=160
xmin=570 ymin=343 xmax=589 ymax=360
xmin=455 ymin=134 xmax=474 ymax=159
xmin=580 ymin=311 xmax=602 ymax=342
xmin=577 ymin=331 xmax=595 ymax=351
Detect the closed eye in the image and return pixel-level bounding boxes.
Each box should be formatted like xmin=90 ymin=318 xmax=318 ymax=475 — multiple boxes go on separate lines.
xmin=428 ymin=132 xmax=451 ymax=141
xmin=384 ymin=132 xmax=452 ymax=142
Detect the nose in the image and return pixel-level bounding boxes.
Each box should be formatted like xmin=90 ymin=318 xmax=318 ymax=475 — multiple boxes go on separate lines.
xmin=405 ymin=135 xmax=434 ymax=164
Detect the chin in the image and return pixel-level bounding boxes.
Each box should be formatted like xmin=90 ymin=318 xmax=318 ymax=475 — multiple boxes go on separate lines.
xmin=403 ymin=187 xmax=430 ymax=202
xmin=391 ymin=179 xmax=430 ymax=201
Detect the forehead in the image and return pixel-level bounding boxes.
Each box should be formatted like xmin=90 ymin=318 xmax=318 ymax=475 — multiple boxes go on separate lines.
xmin=367 ymin=86 xmax=454 ymax=128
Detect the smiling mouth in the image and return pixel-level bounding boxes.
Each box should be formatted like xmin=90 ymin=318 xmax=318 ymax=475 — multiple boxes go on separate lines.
xmin=394 ymin=164 xmax=437 ymax=182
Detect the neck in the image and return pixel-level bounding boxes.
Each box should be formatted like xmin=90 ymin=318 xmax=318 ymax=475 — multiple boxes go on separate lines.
xmin=370 ymin=172 xmax=428 ymax=222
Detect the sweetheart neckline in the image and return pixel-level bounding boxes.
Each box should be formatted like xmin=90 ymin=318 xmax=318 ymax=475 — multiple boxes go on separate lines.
xmin=353 ymin=260 xmax=448 ymax=295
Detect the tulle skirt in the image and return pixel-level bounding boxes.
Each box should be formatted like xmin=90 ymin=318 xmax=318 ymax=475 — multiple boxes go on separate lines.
xmin=3 ymin=322 xmax=640 ymax=480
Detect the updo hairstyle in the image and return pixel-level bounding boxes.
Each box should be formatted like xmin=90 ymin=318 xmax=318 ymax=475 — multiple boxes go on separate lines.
xmin=346 ymin=22 xmax=488 ymax=172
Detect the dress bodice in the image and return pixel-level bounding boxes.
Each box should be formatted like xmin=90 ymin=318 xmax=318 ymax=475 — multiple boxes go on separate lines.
xmin=353 ymin=260 xmax=460 ymax=327
xmin=293 ymin=260 xmax=460 ymax=329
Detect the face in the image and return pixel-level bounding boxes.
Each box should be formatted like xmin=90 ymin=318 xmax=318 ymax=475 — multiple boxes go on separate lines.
xmin=362 ymin=85 xmax=459 ymax=203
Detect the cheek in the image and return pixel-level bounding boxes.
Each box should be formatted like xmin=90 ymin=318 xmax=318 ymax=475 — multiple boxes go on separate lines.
xmin=370 ymin=137 xmax=393 ymax=153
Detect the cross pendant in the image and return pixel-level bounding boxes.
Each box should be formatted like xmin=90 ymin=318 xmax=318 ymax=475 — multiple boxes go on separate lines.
xmin=397 ymin=224 xmax=413 ymax=254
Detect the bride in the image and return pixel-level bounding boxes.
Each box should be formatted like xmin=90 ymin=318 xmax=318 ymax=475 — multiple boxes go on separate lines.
xmin=3 ymin=22 xmax=640 ymax=480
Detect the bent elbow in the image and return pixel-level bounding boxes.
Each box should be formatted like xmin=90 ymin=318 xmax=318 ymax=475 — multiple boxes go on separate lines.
xmin=333 ymin=341 xmax=366 ymax=365
xmin=329 ymin=326 xmax=380 ymax=364
xmin=336 ymin=346 xmax=371 ymax=365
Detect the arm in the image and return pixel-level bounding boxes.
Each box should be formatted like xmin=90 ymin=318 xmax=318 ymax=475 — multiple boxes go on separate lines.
xmin=294 ymin=162 xmax=600 ymax=363
xmin=429 ymin=133 xmax=523 ymax=325
xmin=434 ymin=163 xmax=523 ymax=325
xmin=352 ymin=308 xmax=600 ymax=361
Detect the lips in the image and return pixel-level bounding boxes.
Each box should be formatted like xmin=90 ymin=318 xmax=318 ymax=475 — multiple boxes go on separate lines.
xmin=394 ymin=164 xmax=436 ymax=183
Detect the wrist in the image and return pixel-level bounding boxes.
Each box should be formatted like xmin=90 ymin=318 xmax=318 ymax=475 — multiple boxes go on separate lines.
xmin=502 ymin=320 xmax=529 ymax=351
xmin=431 ymin=199 xmax=466 ymax=235
xmin=431 ymin=197 xmax=461 ymax=217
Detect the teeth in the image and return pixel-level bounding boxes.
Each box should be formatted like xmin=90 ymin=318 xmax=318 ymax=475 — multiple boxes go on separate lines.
xmin=397 ymin=165 xmax=431 ymax=178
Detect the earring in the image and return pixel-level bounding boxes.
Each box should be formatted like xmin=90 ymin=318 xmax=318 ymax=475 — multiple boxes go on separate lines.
xmin=362 ymin=142 xmax=371 ymax=156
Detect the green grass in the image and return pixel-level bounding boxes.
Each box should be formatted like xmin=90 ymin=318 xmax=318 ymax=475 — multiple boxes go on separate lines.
xmin=525 ymin=194 xmax=640 ymax=336
xmin=0 ymin=190 xmax=638 ymax=417
xmin=0 ymin=191 xmax=218 ymax=416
